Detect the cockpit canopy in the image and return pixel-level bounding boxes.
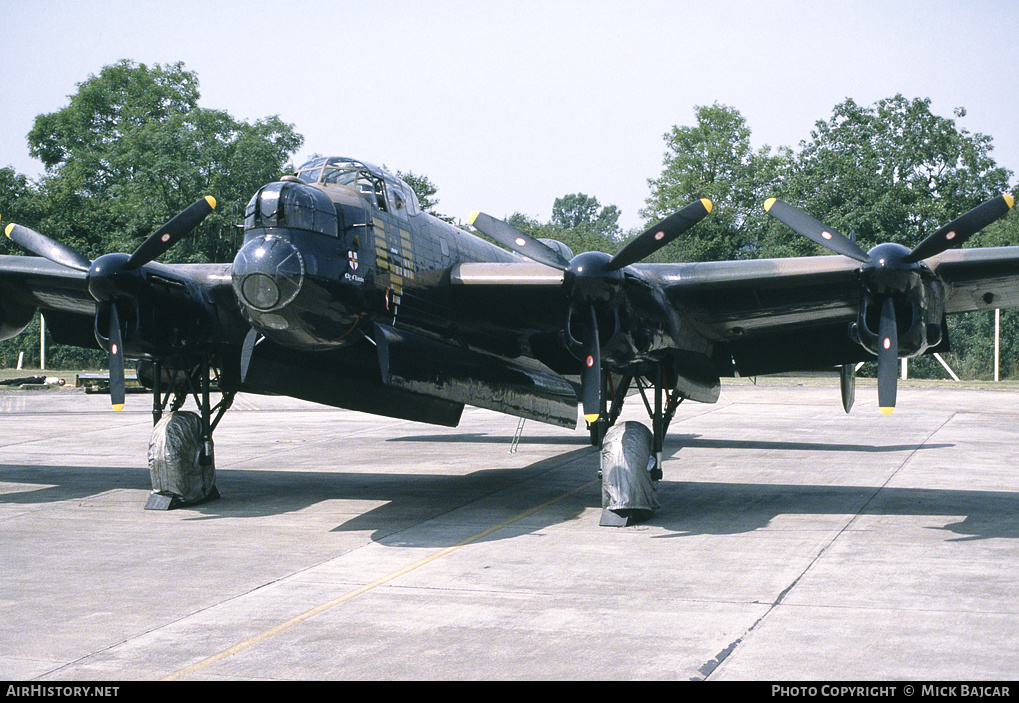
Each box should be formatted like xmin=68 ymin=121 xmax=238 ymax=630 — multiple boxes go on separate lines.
xmin=295 ymin=156 xmax=421 ymax=218
xmin=245 ymin=181 xmax=338 ymax=237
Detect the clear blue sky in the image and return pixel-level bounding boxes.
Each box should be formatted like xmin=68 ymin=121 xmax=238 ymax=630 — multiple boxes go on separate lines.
xmin=2 ymin=0 xmax=1016 ymax=232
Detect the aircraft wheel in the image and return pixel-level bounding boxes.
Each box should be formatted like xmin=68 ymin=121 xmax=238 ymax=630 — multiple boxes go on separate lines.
xmin=147 ymin=411 xmax=217 ymax=506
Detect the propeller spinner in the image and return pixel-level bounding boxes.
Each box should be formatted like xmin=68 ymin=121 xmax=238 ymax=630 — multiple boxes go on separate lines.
xmin=4 ymin=196 xmax=216 ymax=410
xmin=470 ymin=199 xmax=713 ymax=422
xmin=765 ymin=194 xmax=1014 ymax=413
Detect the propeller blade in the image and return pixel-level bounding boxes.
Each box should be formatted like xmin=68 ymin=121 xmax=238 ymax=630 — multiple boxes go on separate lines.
xmin=840 ymin=363 xmax=856 ymax=414
xmin=877 ymin=297 xmax=898 ymax=415
xmin=468 ymin=212 xmax=571 ymax=270
xmin=240 ymin=327 xmax=260 ymax=384
xmin=107 ymin=303 xmax=126 ymax=412
xmin=4 ymin=223 xmax=92 ymax=272
xmin=764 ymin=198 xmax=872 ymax=263
xmin=581 ymin=306 xmax=601 ymax=423
xmin=125 ymin=195 xmax=217 ymax=270
xmin=904 ymin=194 xmax=1015 ymax=263
xmin=607 ymin=198 xmax=713 ymax=270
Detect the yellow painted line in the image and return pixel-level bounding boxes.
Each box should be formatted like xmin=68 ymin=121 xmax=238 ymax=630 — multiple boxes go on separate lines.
xmin=163 ymin=478 xmax=598 ymax=681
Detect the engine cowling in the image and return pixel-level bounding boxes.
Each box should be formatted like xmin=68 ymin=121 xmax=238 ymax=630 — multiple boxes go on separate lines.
xmin=849 ymin=243 xmax=946 ymax=360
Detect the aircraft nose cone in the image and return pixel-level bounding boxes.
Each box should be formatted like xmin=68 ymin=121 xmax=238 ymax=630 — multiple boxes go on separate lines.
xmin=232 ymin=235 xmax=305 ymax=313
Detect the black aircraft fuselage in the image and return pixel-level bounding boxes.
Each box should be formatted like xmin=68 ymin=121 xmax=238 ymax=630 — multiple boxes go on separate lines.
xmin=232 ymin=158 xmax=516 ymax=350
xmin=229 ymin=158 xmax=586 ymax=429
xmin=226 ymin=154 xmax=725 ymax=431
xmin=228 ymin=157 xmax=715 ymax=432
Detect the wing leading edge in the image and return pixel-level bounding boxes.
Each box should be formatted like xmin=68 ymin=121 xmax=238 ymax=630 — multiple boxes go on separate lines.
xmin=453 ymin=243 xmax=1019 ymax=379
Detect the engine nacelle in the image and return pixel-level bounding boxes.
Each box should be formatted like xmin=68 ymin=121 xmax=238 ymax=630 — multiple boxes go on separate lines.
xmin=851 ymin=244 xmax=947 ymax=359
xmin=537 ymin=238 xmax=574 ymax=262
xmin=0 ymin=299 xmax=35 ymax=342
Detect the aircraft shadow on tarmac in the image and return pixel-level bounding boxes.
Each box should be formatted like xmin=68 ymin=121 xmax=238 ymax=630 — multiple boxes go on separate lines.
xmin=670 ymin=435 xmax=954 ymax=453
xmin=386 ymin=432 xmax=593 ymax=445
xmin=390 ymin=430 xmax=955 ymax=454
xmin=650 ymin=480 xmax=1019 ymax=542
xmin=2 ymin=429 xmax=1015 ymax=545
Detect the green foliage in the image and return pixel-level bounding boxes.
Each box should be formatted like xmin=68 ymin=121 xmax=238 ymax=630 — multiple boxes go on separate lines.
xmin=28 ymin=60 xmax=200 ymax=173
xmin=0 ymin=167 xmax=42 ymax=256
xmin=501 ymin=193 xmax=624 ymax=257
xmin=24 ymin=59 xmax=304 ymax=263
xmin=1 ymin=59 xmax=304 ymax=369
xmin=642 ymin=102 xmax=790 ymax=262
xmin=551 ymin=193 xmax=621 ymax=239
xmin=779 ymin=96 xmax=1012 ymax=254
xmin=947 ymin=309 xmax=1019 ymax=379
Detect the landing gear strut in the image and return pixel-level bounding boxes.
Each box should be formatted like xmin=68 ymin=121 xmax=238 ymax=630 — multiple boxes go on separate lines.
xmin=142 ymin=355 xmax=235 ymax=509
xmin=587 ymin=361 xmax=685 ymax=480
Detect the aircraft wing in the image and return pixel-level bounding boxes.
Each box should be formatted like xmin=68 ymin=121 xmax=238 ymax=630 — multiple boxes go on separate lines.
xmin=654 ymin=246 xmax=1019 ymax=339
xmin=454 ymin=244 xmax=1019 ymax=378
xmin=651 ymin=255 xmax=862 ymax=343
xmin=0 ymin=255 xmax=94 ymax=346
xmin=0 ymin=255 xmax=92 ymax=313
xmin=0 ymin=254 xmax=243 ymax=350
xmin=931 ymin=246 xmax=1019 ymax=313
xmin=656 ymin=248 xmax=1019 ymax=376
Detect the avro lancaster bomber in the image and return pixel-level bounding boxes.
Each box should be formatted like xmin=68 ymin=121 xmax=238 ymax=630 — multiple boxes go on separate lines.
xmin=1 ymin=156 xmax=1016 ymax=501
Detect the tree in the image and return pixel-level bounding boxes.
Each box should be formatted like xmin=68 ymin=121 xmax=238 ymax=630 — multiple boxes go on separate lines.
xmin=551 ymin=193 xmax=621 ymax=239
xmin=779 ymin=95 xmax=1013 ymax=255
xmin=0 ymin=167 xmax=40 ymax=256
xmin=29 ymin=61 xmax=200 ymax=175
xmin=25 ymin=59 xmax=303 ymax=263
xmin=780 ymin=96 xmax=1019 ymax=380
xmin=2 ymin=60 xmax=305 ymax=369
xmin=642 ymin=103 xmax=789 ymax=262
xmin=494 ymin=193 xmax=625 ymax=259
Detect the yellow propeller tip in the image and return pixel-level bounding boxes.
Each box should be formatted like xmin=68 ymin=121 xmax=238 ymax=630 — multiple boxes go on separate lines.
xmin=4 ymin=223 xmax=14 ymax=238
xmin=1005 ymin=194 xmax=1014 ymax=209
xmin=112 ymin=404 xmax=125 ymax=412
xmin=468 ymin=211 xmax=480 ymax=225
xmin=879 ymin=407 xmax=894 ymax=415
xmin=764 ymin=197 xmax=777 ymax=212
xmin=205 ymin=195 xmax=217 ymax=210
xmin=700 ymin=198 xmax=713 ymax=214
xmin=584 ymin=413 xmax=600 ymax=423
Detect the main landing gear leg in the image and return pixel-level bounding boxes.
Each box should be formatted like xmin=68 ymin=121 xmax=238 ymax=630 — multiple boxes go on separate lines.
xmin=144 ymin=355 xmax=235 ymax=510
xmin=634 ymin=361 xmax=684 ymax=481
xmin=597 ymin=365 xmax=665 ymax=527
